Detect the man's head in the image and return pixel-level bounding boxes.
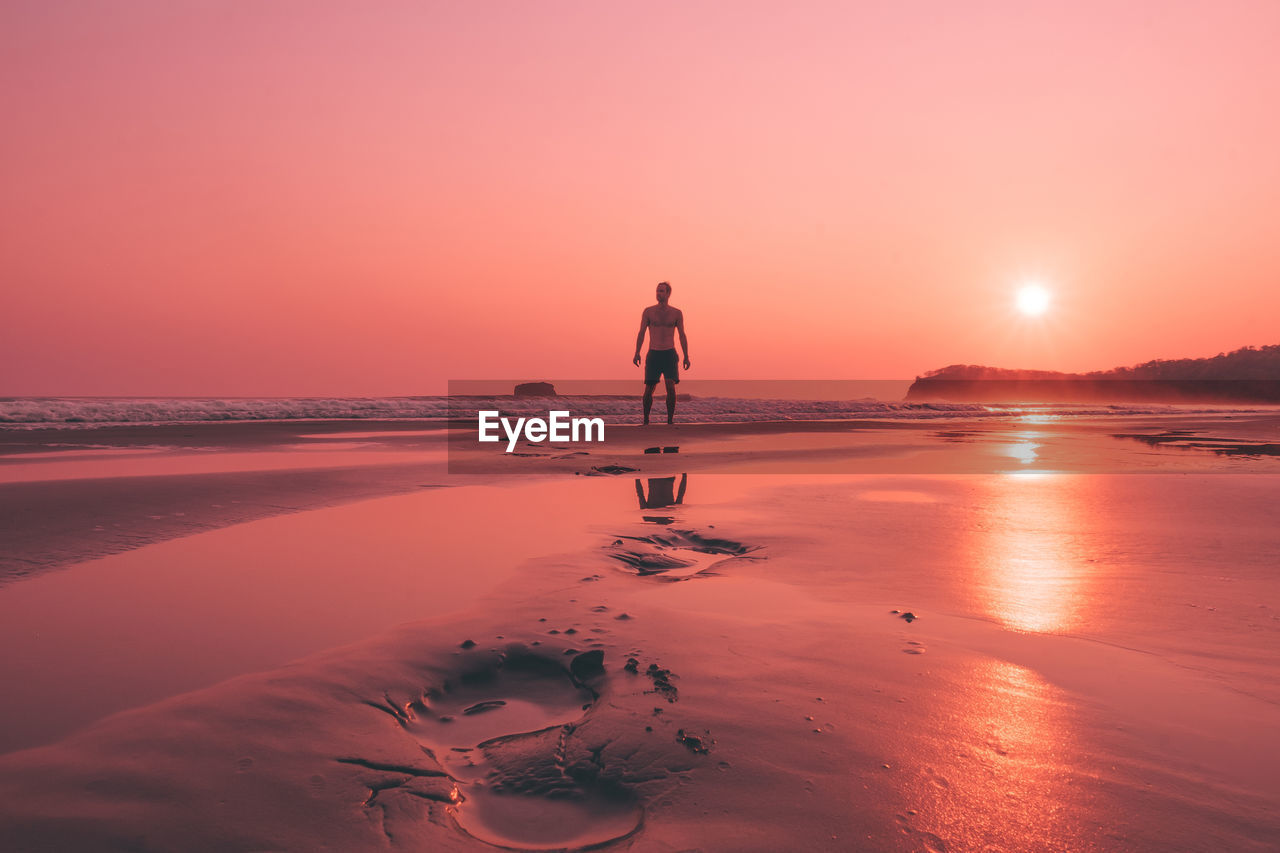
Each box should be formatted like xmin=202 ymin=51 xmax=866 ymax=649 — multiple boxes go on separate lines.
xmin=656 ymin=281 xmax=672 ymax=303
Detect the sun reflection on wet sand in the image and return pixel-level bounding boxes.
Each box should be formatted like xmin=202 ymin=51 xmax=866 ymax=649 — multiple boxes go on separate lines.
xmin=965 ymin=473 xmax=1094 ymax=634
xmin=903 ymin=658 xmax=1087 ymax=851
xmin=1002 ymin=431 xmax=1042 ymax=466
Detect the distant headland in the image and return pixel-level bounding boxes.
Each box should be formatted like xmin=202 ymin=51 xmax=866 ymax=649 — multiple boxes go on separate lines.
xmin=907 ymin=345 xmax=1280 ymax=404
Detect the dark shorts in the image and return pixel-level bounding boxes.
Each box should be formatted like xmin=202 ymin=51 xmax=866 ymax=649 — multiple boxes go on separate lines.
xmin=644 ymin=349 xmax=680 ymax=385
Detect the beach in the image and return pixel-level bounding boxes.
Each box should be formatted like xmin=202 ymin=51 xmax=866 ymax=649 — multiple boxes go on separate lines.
xmin=1 ymin=412 xmax=1278 ymax=851
xmin=10 ymin=0 xmax=1280 ymax=848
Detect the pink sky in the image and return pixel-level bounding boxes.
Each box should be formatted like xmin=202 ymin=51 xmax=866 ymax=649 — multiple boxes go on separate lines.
xmin=4 ymin=1 xmax=1279 ymax=395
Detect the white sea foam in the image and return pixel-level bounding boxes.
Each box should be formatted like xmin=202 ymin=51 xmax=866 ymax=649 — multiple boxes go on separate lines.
xmin=0 ymin=397 xmax=453 ymax=427
xmin=0 ymin=396 xmax=1263 ymax=428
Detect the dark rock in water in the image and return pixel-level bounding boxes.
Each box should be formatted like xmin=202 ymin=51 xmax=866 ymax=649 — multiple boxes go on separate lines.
xmin=459 ymin=639 xmax=476 ymax=649
xmin=624 ymin=657 xmax=640 ymax=673
xmin=514 ymin=381 xmax=556 ymax=397
xmin=615 ymin=613 xmax=633 ymax=620
xmin=900 ymin=612 xmax=916 ymax=623
xmin=570 ymin=649 xmax=606 ymax=680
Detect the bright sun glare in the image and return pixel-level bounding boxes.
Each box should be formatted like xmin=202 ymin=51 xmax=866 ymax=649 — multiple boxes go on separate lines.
xmin=1016 ymin=283 xmax=1051 ymax=316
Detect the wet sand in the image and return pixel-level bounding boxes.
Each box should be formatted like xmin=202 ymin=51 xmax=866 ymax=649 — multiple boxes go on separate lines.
xmin=0 ymin=416 xmax=1278 ymax=851
xmin=0 ymin=422 xmax=449 ymax=581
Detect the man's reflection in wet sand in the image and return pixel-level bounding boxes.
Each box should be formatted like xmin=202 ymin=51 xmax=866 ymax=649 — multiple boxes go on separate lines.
xmin=635 ymin=474 xmax=688 ymax=523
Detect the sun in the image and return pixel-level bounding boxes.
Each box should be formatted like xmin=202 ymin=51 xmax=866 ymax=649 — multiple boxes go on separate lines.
xmin=1016 ymin=283 xmax=1051 ymax=316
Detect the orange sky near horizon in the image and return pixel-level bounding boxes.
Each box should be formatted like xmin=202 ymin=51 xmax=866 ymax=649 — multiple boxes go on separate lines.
xmin=4 ymin=1 xmax=1279 ymax=396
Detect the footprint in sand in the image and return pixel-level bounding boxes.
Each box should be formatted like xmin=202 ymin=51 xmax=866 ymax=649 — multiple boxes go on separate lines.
xmin=921 ymin=766 xmax=951 ymax=789
xmin=403 ymin=649 xmax=642 ymax=851
xmin=895 ymin=813 xmax=950 ymax=853
xmin=605 ymin=529 xmax=760 ymax=581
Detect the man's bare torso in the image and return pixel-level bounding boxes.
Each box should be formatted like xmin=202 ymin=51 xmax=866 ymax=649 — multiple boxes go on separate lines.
xmin=642 ymin=304 xmax=681 ymax=350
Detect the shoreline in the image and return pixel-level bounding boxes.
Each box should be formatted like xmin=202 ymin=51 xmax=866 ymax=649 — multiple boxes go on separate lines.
xmin=4 ymin=413 xmax=1279 ymax=583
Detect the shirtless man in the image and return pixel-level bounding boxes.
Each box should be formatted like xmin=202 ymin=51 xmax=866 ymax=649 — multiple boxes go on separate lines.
xmin=632 ymin=281 xmax=690 ymax=425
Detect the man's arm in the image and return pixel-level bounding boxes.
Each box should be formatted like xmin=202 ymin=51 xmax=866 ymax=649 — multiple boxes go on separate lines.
xmin=677 ymin=311 xmax=690 ymax=370
xmin=633 ymin=311 xmax=649 ymax=366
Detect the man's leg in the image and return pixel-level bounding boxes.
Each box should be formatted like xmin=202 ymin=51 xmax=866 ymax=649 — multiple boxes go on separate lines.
xmin=643 ymin=383 xmax=656 ymax=425
xmin=665 ymin=377 xmax=676 ymax=424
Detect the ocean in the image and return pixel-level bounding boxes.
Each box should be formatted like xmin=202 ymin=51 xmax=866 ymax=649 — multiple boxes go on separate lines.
xmin=0 ymin=395 xmax=1266 ymax=428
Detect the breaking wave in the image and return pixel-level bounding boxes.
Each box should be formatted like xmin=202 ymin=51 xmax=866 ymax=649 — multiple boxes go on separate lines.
xmin=0 ymin=396 xmax=1262 ymax=429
